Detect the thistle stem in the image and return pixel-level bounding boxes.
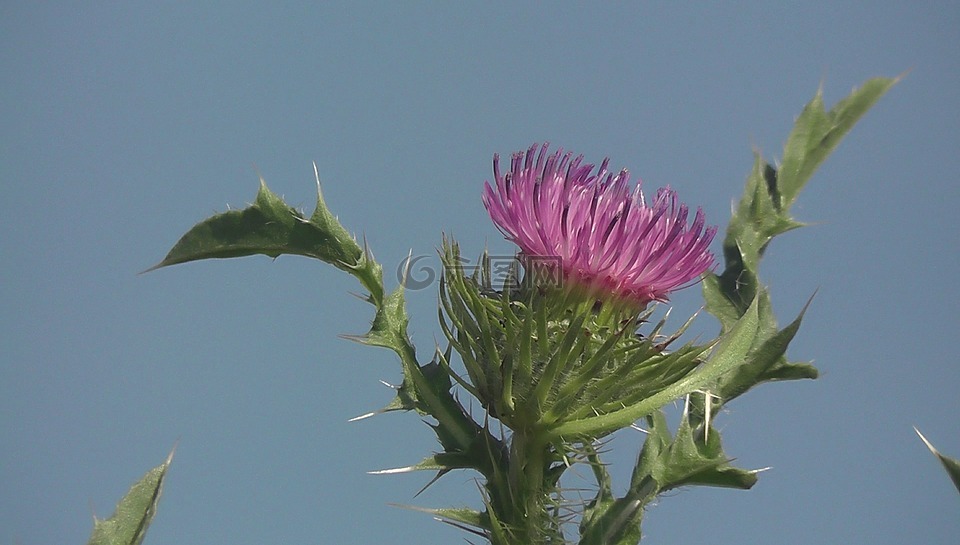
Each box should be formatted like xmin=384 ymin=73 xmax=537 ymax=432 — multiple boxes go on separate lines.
xmin=486 ymin=427 xmax=560 ymax=545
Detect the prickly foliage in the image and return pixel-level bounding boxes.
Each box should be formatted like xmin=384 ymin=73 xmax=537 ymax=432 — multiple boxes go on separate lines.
xmin=149 ymin=78 xmax=895 ymax=544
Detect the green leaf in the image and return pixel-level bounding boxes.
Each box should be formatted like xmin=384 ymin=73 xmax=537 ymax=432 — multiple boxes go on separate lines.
xmin=583 ymin=408 xmax=758 ymax=545
xmin=580 ymin=443 xmax=643 ymax=545
xmin=153 ymin=175 xmax=468 ymax=448
xmin=369 ymin=452 xmax=476 ymax=476
xmin=657 ymin=415 xmax=758 ymax=492
xmin=778 ymin=77 xmax=900 ymax=209
xmin=711 ymin=296 xmax=818 ymax=407
xmin=152 ymin=172 xmax=495 ymax=495
xmin=425 ymin=507 xmax=487 ymax=531
xmin=701 ymin=78 xmax=896 ymax=415
xmin=147 ymin=170 xmax=383 ymax=302
xmin=389 ymin=505 xmax=490 ymax=537
xmin=630 ymin=410 xmax=671 ymax=490
xmin=915 ymin=428 xmax=960 ymax=494
xmin=577 ymin=493 xmax=644 ymax=545
xmin=150 ymin=170 xmax=508 ymax=539
xmin=549 ymin=294 xmax=760 ymax=440
xmin=710 ymin=77 xmax=898 ymax=328
xmin=632 ymin=410 xmax=757 ymax=494
xmin=86 ymin=450 xmax=173 ymax=545
xmin=580 ymin=433 xmax=658 ymax=545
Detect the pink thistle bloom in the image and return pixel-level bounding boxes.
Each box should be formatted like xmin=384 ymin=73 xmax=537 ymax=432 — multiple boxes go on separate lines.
xmin=482 ymin=143 xmax=717 ymax=306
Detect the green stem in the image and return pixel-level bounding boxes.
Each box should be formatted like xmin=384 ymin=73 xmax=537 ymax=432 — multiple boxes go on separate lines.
xmin=485 ymin=426 xmax=562 ymax=545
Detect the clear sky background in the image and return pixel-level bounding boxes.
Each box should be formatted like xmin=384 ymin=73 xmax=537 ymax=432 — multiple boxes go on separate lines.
xmin=2 ymin=3 xmax=958 ymax=544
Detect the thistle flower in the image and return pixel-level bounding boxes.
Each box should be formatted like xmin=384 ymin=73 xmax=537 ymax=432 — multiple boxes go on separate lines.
xmin=482 ymin=143 xmax=717 ymax=306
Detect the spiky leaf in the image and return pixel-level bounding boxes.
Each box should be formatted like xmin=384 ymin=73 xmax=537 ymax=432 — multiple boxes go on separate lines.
xmin=778 ymin=77 xmax=899 ymax=208
xmin=915 ymin=428 xmax=960 ymax=494
xmin=702 ymin=78 xmax=896 ymax=410
xmin=148 ymin=174 xmax=383 ymax=302
xmin=86 ymin=450 xmax=173 ymax=545
xmin=550 ymin=294 xmax=760 ymax=440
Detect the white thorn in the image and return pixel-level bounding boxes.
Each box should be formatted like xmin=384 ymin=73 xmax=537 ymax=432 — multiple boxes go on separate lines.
xmin=401 ymin=249 xmax=413 ymax=288
xmin=362 ymin=233 xmax=375 ymax=261
xmin=312 ymin=161 xmax=323 ymax=200
xmin=348 ymin=411 xmax=377 ymax=422
xmin=914 ymin=427 xmax=940 ymax=455
xmin=368 ymin=465 xmax=420 ymax=475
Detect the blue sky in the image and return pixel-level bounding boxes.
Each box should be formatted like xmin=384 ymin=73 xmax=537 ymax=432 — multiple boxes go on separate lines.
xmin=2 ymin=3 xmax=958 ymax=544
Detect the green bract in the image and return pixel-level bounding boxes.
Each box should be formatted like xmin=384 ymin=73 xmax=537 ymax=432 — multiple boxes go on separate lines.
xmin=439 ymin=239 xmax=709 ymax=436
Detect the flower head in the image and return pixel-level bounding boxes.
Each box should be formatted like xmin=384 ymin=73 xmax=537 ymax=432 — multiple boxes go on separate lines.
xmin=482 ymin=143 xmax=717 ymax=306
